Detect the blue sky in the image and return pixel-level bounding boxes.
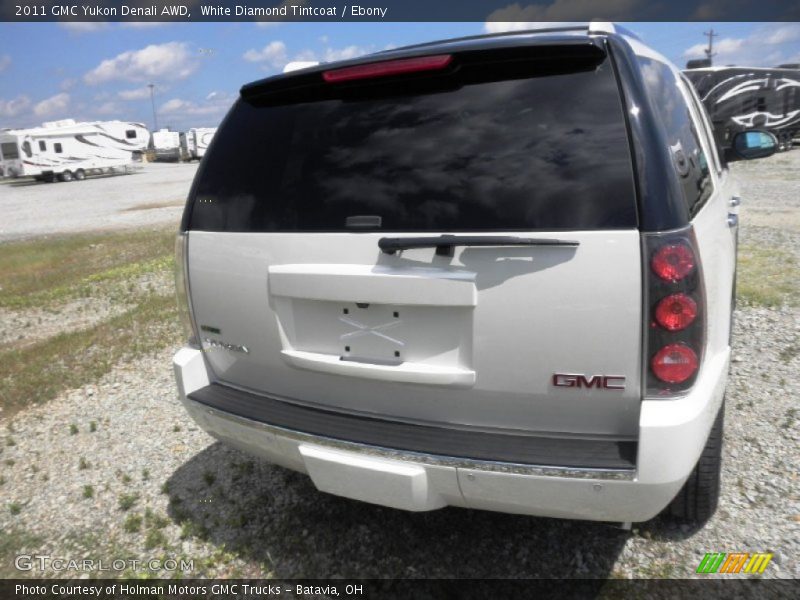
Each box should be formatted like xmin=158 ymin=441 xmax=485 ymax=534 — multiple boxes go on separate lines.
xmin=1 ymin=22 xmax=799 ymax=130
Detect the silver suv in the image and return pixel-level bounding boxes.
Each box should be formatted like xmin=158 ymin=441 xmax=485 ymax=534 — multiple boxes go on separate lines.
xmin=173 ymin=24 xmax=777 ymax=526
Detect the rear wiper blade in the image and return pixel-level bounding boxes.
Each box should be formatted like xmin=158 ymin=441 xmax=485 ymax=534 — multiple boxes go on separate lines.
xmin=378 ymin=234 xmax=579 ymax=256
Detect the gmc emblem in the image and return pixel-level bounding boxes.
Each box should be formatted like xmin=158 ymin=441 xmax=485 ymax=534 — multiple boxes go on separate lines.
xmin=552 ymin=373 xmax=626 ymax=390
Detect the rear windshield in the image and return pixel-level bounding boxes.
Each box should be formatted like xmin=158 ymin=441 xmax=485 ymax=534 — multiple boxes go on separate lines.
xmin=187 ymin=52 xmax=637 ymax=232
xmin=1 ymin=142 xmax=19 ymax=160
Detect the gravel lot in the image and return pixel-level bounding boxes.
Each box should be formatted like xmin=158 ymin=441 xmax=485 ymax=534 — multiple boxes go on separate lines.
xmin=0 ymin=162 xmax=198 ymax=242
xmin=1 ymin=152 xmax=798 ymax=580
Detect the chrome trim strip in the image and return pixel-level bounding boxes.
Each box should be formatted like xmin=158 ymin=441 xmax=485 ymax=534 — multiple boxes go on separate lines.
xmin=181 ymin=397 xmax=636 ymax=481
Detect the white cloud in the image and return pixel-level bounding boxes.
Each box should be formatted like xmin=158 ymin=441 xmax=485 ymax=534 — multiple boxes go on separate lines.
xmin=96 ymin=101 xmax=121 ymax=115
xmin=84 ymin=42 xmax=198 ymax=85
xmin=118 ymin=87 xmax=153 ymax=101
xmin=160 ymin=91 xmax=234 ymax=118
xmin=59 ymin=22 xmax=109 ymax=33
xmin=0 ymin=54 xmax=10 ymax=73
xmin=683 ymin=23 xmax=800 ymax=67
xmin=60 ymin=78 xmax=77 ymax=91
xmin=243 ymin=41 xmax=287 ymax=67
xmin=33 ymin=93 xmax=70 ymax=117
xmin=484 ymin=0 xmax=640 ymax=32
xmin=0 ymin=95 xmax=30 ymax=118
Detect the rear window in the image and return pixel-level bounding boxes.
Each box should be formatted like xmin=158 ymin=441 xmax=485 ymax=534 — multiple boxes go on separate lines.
xmin=188 ymin=52 xmax=637 ymax=232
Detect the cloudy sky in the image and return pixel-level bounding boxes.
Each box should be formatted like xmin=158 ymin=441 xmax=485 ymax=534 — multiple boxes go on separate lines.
xmin=1 ymin=22 xmax=799 ymax=131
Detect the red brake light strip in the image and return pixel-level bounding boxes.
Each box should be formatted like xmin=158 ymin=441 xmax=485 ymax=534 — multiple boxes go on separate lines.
xmin=323 ymin=54 xmax=453 ymax=83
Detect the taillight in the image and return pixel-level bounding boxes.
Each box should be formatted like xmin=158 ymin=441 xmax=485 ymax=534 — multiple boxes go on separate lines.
xmin=643 ymin=227 xmax=705 ymax=395
xmin=651 ymin=243 xmax=695 ymax=282
xmin=322 ymin=54 xmax=453 ymax=83
xmin=654 ymin=293 xmax=697 ymax=331
xmin=651 ymin=344 xmax=699 ymax=384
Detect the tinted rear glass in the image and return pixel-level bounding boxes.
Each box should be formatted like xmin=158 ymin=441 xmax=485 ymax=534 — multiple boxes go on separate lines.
xmin=187 ymin=53 xmax=636 ymax=232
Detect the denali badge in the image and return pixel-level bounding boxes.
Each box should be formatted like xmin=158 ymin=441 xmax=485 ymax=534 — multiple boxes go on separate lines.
xmin=203 ymin=338 xmax=249 ymax=354
xmin=552 ymin=373 xmax=625 ymax=390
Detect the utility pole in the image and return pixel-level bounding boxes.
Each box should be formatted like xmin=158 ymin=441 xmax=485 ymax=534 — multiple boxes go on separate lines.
xmin=148 ymin=83 xmax=158 ymax=131
xmin=703 ymin=29 xmax=718 ymax=66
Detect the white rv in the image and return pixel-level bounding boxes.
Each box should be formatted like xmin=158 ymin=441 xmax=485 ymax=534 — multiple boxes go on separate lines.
xmin=151 ymin=129 xmax=182 ymax=161
xmin=0 ymin=120 xmax=149 ymax=182
xmin=180 ymin=127 xmax=217 ymax=160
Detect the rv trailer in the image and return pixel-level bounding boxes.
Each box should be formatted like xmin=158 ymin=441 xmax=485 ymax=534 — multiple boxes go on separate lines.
xmin=180 ymin=127 xmax=217 ymax=160
xmin=684 ymin=65 xmax=800 ymax=151
xmin=0 ymin=120 xmax=149 ymax=182
xmin=151 ymin=129 xmax=182 ymax=161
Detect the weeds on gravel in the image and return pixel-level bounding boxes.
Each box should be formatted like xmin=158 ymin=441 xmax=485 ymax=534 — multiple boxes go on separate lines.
xmin=0 ymin=294 xmax=181 ymax=418
xmin=89 ymin=421 xmax=97 ymax=433
xmin=8 ymin=502 xmax=21 ymax=515
xmin=124 ymin=513 xmax=143 ymax=533
xmin=144 ymin=529 xmax=168 ymax=550
xmin=118 ymin=493 xmax=139 ymax=511
xmin=5 ymin=437 xmax=14 ymax=446
xmin=144 ymin=508 xmax=169 ymax=530
xmin=0 ymin=475 xmax=5 ymax=486
xmin=83 ymin=485 xmax=94 ymax=499
xmin=69 ymin=424 xmax=78 ymax=435
xmin=779 ymin=341 xmax=799 ymax=363
xmin=0 ymin=528 xmax=45 ymax=577
xmin=79 ymin=457 xmax=89 ymax=470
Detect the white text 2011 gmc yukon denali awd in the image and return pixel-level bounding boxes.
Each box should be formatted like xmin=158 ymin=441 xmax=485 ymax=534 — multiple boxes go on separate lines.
xmin=172 ymin=24 xmax=777 ymax=526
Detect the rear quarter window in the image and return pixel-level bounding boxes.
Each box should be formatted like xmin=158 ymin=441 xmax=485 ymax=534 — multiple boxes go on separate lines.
xmin=639 ymin=58 xmax=713 ymax=215
xmin=188 ymin=51 xmax=637 ymax=232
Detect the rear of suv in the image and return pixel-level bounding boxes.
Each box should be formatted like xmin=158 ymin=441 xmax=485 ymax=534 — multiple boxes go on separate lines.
xmin=173 ymin=24 xmax=776 ymax=525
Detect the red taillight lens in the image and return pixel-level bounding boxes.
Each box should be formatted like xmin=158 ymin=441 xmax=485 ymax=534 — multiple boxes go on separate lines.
xmin=651 ymin=343 xmax=699 ymax=384
xmin=322 ymin=54 xmax=453 ymax=83
xmin=651 ymin=243 xmax=695 ymax=282
xmin=654 ymin=293 xmax=698 ymax=331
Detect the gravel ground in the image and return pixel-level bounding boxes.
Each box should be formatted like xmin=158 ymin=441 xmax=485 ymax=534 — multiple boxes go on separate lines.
xmin=1 ymin=153 xmax=798 ymax=580
xmin=0 ymin=162 xmax=197 ymax=242
xmin=0 ymin=270 xmax=173 ymax=350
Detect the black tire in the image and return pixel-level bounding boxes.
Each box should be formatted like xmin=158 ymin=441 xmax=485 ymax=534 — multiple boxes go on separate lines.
xmin=663 ymin=401 xmax=724 ymax=525
xmin=59 ymin=170 xmax=73 ymax=182
xmin=74 ymin=169 xmax=86 ymax=181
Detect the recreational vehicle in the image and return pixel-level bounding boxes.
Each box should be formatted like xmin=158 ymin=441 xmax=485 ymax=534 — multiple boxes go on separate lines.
xmin=0 ymin=120 xmax=149 ymax=182
xmin=151 ymin=129 xmax=182 ymax=161
xmin=181 ymin=127 xmax=217 ymax=160
xmin=684 ymin=65 xmax=800 ymax=151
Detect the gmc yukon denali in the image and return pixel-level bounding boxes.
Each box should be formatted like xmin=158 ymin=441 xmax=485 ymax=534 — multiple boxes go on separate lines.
xmin=172 ymin=24 xmax=777 ymax=526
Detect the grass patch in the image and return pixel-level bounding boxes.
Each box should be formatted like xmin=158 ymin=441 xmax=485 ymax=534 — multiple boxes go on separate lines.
xmin=124 ymin=200 xmax=184 ymax=212
xmin=118 ymin=493 xmax=139 ymax=511
xmin=0 ymin=294 xmax=180 ymax=418
xmin=82 ymin=485 xmax=94 ymax=499
xmin=8 ymin=502 xmax=22 ymax=515
xmin=144 ymin=529 xmax=168 ymax=550
xmin=0 ymin=228 xmax=175 ymax=309
xmin=737 ymin=245 xmax=799 ymax=307
xmin=123 ymin=513 xmax=143 ymax=533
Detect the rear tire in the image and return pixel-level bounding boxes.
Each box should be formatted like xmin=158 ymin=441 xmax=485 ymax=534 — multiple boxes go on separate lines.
xmin=59 ymin=170 xmax=73 ymax=182
xmin=663 ymin=401 xmax=724 ymax=525
xmin=74 ymin=169 xmax=86 ymax=181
